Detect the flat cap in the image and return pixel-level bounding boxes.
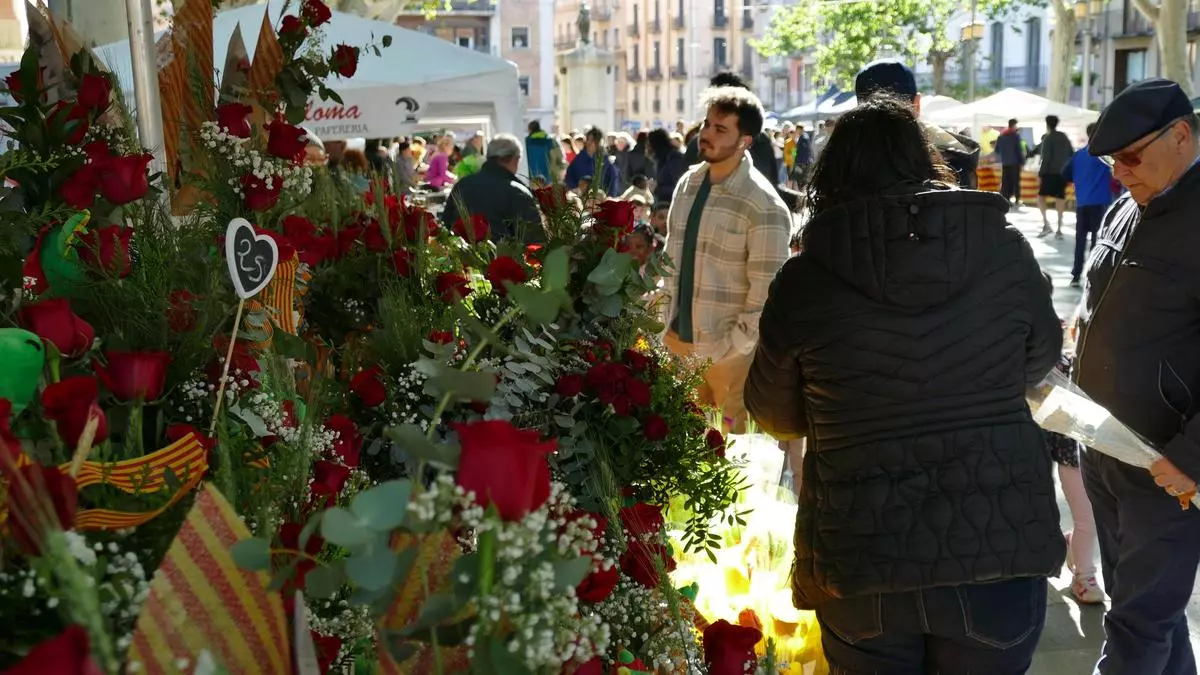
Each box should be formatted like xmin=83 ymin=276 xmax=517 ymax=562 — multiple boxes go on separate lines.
xmin=856 ymin=59 xmax=918 ymax=101
xmin=1088 ymin=78 xmax=1194 ymax=156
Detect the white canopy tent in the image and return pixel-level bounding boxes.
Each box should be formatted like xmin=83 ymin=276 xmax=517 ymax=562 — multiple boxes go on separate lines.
xmin=926 ymin=88 xmax=1097 ymax=139
xmin=92 ymin=2 xmax=524 ymax=159
xmin=919 ymin=95 xmax=963 ymax=116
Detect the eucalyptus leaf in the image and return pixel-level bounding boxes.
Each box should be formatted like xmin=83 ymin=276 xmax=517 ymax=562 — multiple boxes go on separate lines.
xmin=267 ymin=559 xmax=299 ymax=592
xmin=429 ymin=368 xmax=497 ymax=403
xmin=319 ymin=507 xmax=373 ymax=549
xmin=398 ymin=593 xmax=461 ymax=637
xmin=508 ymin=284 xmax=561 ymax=325
xmin=386 ymin=424 xmax=461 ymax=470
xmin=541 ymin=247 xmax=570 ymax=292
xmin=345 ymin=546 xmax=397 ymax=592
xmin=552 ymin=556 xmax=593 ymax=591
xmin=305 ymin=562 xmax=345 ymax=599
xmin=228 ymin=403 xmax=271 ymax=437
xmin=298 ymin=511 xmax=323 ymax=550
xmin=350 ymin=479 xmax=413 ymax=532
xmin=554 ymin=415 xmax=575 ymax=428
xmin=230 ymin=538 xmax=271 ymax=571
xmin=587 ymin=248 xmax=633 ymax=288
xmin=451 ymin=552 xmax=480 ymax=602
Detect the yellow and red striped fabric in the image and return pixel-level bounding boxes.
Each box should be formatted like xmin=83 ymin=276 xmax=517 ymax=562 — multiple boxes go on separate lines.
xmin=126 ymin=485 xmax=291 ymax=675
xmin=75 ymin=470 xmax=203 ymax=531
xmin=248 ymin=10 xmax=284 ymax=104
xmin=73 ymin=432 xmax=207 ymax=493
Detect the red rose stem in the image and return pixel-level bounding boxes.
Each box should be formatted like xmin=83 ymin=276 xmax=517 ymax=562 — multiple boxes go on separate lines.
xmin=209 ymin=297 xmax=246 ymax=436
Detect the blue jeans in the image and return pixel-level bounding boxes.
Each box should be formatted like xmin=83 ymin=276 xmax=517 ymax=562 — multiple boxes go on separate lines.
xmin=1083 ymin=449 xmax=1200 ymax=675
xmin=816 ymin=577 xmax=1047 ymax=675
xmin=1073 ymin=204 xmax=1105 ymax=280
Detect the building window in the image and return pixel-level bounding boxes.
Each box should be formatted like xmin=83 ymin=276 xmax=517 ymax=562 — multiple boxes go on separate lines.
xmin=742 ymin=40 xmax=753 ymax=70
xmin=457 ymin=35 xmax=475 ymax=50
xmin=676 ymin=37 xmax=685 ymax=68
xmin=654 ymin=0 xmax=660 ymax=22
xmin=714 ymin=0 xmax=725 ymax=18
xmin=714 ymin=37 xmax=728 ymax=66
xmin=653 ymin=41 xmax=661 ymax=70
xmin=677 ymin=84 xmax=685 ymax=112
xmin=633 ymin=44 xmax=640 ymax=69
xmin=519 ymin=76 xmax=530 ymax=97
xmin=989 ymin=22 xmax=1003 ymax=82
xmin=615 ymin=27 xmax=620 ymax=47
xmin=511 ymin=27 xmax=530 ymax=49
xmin=1025 ymin=17 xmax=1041 ymax=88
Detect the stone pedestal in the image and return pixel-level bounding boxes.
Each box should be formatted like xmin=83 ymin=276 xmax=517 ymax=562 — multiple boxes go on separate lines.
xmin=555 ymin=42 xmax=617 ymax=133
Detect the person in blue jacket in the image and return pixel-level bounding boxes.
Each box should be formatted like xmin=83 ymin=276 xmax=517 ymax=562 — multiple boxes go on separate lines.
xmin=564 ymin=127 xmax=620 ymax=197
xmin=1063 ymin=122 xmax=1117 ymax=287
xmin=524 ymin=120 xmax=559 ymax=183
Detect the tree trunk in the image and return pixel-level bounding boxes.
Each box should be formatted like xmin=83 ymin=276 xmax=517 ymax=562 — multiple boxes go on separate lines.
xmin=1047 ymin=0 xmax=1076 ymax=103
xmin=931 ymin=53 xmax=948 ymax=95
xmin=1132 ymin=0 xmax=1194 ymax=95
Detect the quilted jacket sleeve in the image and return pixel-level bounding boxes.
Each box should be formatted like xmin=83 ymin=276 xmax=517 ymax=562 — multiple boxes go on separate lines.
xmin=744 ymin=267 xmax=808 ymax=441
xmin=1024 ymin=246 xmax=1064 ymax=386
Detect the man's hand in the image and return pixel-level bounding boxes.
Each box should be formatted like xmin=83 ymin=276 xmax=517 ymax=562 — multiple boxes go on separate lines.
xmin=1151 ymin=457 xmax=1197 ymax=500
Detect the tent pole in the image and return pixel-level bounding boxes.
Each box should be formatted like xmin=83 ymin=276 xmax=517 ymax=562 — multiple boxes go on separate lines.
xmin=124 ymin=0 xmax=165 ymax=176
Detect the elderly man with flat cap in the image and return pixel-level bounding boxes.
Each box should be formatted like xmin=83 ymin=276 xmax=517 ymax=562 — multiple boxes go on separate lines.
xmin=1075 ymin=77 xmax=1200 ymax=675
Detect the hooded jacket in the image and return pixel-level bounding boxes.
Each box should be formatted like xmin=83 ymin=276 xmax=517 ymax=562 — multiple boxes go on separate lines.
xmin=926 ymin=122 xmax=981 ymax=189
xmin=745 ymin=184 xmax=1064 ymax=608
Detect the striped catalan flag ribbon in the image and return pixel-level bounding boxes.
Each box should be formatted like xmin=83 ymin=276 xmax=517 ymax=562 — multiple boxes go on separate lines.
xmin=375 ymin=532 xmax=470 ymax=674
xmin=127 ymin=485 xmax=292 ymax=675
xmin=75 ymin=470 xmax=204 ymax=531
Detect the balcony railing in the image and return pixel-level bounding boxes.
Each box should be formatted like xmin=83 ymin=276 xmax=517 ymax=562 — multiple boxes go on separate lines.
xmin=555 ymin=38 xmax=576 ymax=50
xmin=713 ymin=13 xmax=728 ymax=28
xmin=627 ymin=67 xmax=642 ymax=81
xmin=670 ymin=65 xmax=688 ymax=78
xmin=652 ymin=100 xmax=662 ymax=113
xmin=650 ymin=19 xmax=662 ymax=33
xmin=594 ymin=4 xmax=613 ymax=20
xmin=647 ymin=67 xmax=663 ymax=80
xmin=673 ymin=15 xmax=685 ymax=28
xmin=741 ymin=13 xmax=754 ymax=30
xmin=676 ymin=98 xmax=685 ymax=113
xmin=628 ymin=22 xmax=640 ymax=36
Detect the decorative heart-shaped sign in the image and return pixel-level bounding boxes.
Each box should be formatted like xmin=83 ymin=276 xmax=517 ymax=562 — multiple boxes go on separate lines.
xmin=224 ymin=218 xmax=279 ymax=299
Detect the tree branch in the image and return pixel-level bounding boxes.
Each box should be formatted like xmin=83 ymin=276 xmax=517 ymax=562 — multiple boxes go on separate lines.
xmin=1131 ymin=0 xmax=1161 ymax=23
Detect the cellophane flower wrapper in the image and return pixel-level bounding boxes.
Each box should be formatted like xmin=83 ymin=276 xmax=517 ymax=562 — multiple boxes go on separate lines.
xmin=1027 ymin=369 xmax=1200 ymax=507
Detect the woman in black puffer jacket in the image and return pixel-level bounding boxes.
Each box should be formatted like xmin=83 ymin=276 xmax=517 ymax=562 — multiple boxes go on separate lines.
xmin=647 ymin=128 xmax=686 ymax=204
xmin=745 ymin=96 xmax=1064 ymax=675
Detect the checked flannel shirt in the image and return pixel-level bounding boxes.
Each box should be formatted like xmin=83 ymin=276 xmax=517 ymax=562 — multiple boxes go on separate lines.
xmin=663 ymin=154 xmax=792 ymax=362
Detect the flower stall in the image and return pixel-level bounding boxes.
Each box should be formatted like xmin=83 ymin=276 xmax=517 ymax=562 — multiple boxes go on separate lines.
xmin=0 ymin=1 xmax=826 ymax=674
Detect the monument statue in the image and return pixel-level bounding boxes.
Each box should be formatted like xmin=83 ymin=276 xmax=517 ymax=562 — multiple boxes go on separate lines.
xmin=577 ymin=4 xmax=591 ymax=44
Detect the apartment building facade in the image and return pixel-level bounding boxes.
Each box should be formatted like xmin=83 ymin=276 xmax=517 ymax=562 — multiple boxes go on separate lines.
xmin=555 ymin=0 xmax=763 ymax=131
xmin=395 ymin=0 xmax=557 ymax=129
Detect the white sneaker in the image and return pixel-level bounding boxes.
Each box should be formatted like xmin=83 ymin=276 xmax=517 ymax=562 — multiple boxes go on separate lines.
xmin=1072 ymin=574 xmax=1107 ymax=605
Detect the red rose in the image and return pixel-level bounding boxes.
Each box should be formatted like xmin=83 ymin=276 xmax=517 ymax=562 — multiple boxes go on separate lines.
xmin=534 ymin=185 xmax=569 ymax=214
xmin=60 ymin=165 xmax=98 ymax=209
xmin=310 ymin=459 xmax=352 ymax=509
xmin=96 ymin=153 xmax=152 ymax=204
xmin=571 ymin=658 xmax=604 ymax=675
xmin=619 ymin=540 xmax=676 ymax=588
xmin=242 ymin=173 xmax=282 ymax=211
xmin=326 ymin=414 xmax=363 ymax=467
xmin=83 ymin=140 xmax=113 ymax=166
xmin=392 ymin=248 xmax=414 ymax=277
xmin=592 ymin=200 xmax=636 ymax=237
xmin=555 ymin=373 xmax=585 ymax=398
xmin=576 ymin=563 xmax=619 ymax=603
xmin=302 ymin=0 xmax=332 ymax=26
xmin=428 ymin=330 xmax=455 ymax=345
xmin=167 ymin=289 xmax=198 ymax=333
xmin=453 ymin=419 xmax=555 ymax=521
xmin=642 ymin=414 xmax=669 ymax=441
xmin=623 ymin=349 xmax=650 ymax=373
xmin=619 ymin=502 xmax=665 ymax=538
xmin=282 ymin=215 xmax=315 ymax=239
xmin=279 ymin=14 xmax=308 ymax=39
xmin=50 ymin=101 xmax=89 ymax=145
xmin=278 ymin=521 xmax=324 ymax=584
xmin=1 ymin=625 xmax=102 ymax=675
xmin=398 ymin=201 xmax=439 ymax=241
xmin=254 ymin=226 xmax=296 ymax=262
xmin=77 ymin=73 xmax=112 ymax=111
xmin=453 ymin=214 xmax=490 ymax=243
xmin=0 ymin=398 xmax=21 ymax=471
xmin=6 ymin=463 xmax=79 ymax=555
xmin=435 ymin=272 xmax=472 ymax=303
xmin=333 ymin=225 xmax=363 ymax=258
xmin=624 ymin=377 xmax=651 ymax=407
xmin=215 ymin=102 xmax=253 ymax=138
xmin=283 ymin=216 xmax=335 ymax=267
xmin=349 ymin=365 xmax=386 ymax=408
xmin=703 ymin=619 xmax=763 ymax=675
xmin=362 ymin=218 xmax=389 ymax=253
xmin=266 ymin=119 xmax=308 ymax=161
xmin=332 ymin=44 xmax=360 ymax=78
xmin=706 ymin=428 xmax=726 ymax=458
xmin=94 ymin=350 xmax=171 ymax=402
xmin=311 ymin=632 xmax=343 ymax=674
xmin=210 ymin=336 xmax=260 ymax=388
xmin=584 ymin=362 xmax=633 ymax=405
xmin=76 ymin=225 xmax=132 ymax=278
xmin=18 ymin=298 xmax=94 ymax=359
xmin=485 ymin=256 xmax=527 ymax=296
xmin=41 ymin=377 xmax=108 ymax=450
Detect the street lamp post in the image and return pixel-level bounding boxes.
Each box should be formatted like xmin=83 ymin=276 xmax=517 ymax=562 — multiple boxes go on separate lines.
xmin=960 ymin=0 xmax=984 ymax=102
xmin=1076 ymin=0 xmax=1105 ymax=110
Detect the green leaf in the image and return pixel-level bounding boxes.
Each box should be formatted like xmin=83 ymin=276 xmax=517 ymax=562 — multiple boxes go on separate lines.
xmin=541 ymin=247 xmax=570 ymax=291
xmin=451 ymin=552 xmax=480 ymax=602
xmin=345 ymin=545 xmax=398 ymax=592
xmin=586 ymin=248 xmax=633 ymax=291
xmin=228 ymin=403 xmax=271 ymax=437
xmin=230 ymin=538 xmax=271 ymax=571
xmin=271 ymin=330 xmax=315 ymax=362
xmin=299 ymin=511 xmax=323 ymax=550
xmin=382 ymin=34 xmax=394 ymax=47
xmin=386 ymin=423 xmax=461 ymax=470
xmin=305 ymin=561 xmax=345 ymax=599
xmin=429 ymin=368 xmax=497 ymax=403
xmin=508 ymin=284 xmax=562 ymax=325
xmin=552 ymin=556 xmax=593 ymax=591
xmin=398 ymin=593 xmax=460 ymax=637
xmin=320 ymin=507 xmax=373 ymax=548
xmin=267 ymin=559 xmax=299 ymax=592
xmin=350 ymin=479 xmax=413 ymax=532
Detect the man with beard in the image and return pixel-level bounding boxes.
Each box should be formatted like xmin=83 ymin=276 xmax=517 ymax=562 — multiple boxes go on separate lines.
xmin=664 ymin=86 xmax=791 ymax=433
xmin=855 ymin=59 xmax=980 ymax=188
xmin=1075 ymin=78 xmax=1200 ymax=675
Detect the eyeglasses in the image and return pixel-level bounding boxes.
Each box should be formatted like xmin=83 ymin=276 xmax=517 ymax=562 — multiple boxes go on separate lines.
xmin=1101 ymin=119 xmax=1186 ymax=168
